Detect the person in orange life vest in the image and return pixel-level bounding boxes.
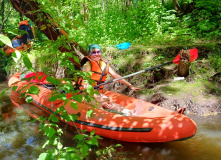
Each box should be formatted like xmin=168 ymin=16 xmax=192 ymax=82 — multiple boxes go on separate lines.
xmin=18 ymin=20 xmax=35 ymax=52
xmin=80 ymin=44 xmax=140 ymax=116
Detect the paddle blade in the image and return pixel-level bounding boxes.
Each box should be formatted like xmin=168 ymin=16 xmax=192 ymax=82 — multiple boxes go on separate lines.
xmin=115 ymin=42 xmax=131 ymax=50
xmin=173 ymin=48 xmax=198 ymax=64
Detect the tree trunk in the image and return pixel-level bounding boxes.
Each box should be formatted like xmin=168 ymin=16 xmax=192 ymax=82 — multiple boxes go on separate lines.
xmin=10 ymin=0 xmax=88 ymax=68
xmin=172 ymin=0 xmax=182 ymax=14
xmin=0 ymin=0 xmax=5 ymax=34
xmin=172 ymin=0 xmax=195 ymax=14
xmin=178 ymin=49 xmax=191 ymax=77
xmin=162 ymin=0 xmax=165 ymax=5
xmin=126 ymin=0 xmax=130 ymax=6
xmin=183 ymin=0 xmax=195 ymax=14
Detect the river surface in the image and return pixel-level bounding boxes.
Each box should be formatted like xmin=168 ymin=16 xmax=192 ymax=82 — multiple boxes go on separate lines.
xmin=0 ymin=82 xmax=221 ymax=160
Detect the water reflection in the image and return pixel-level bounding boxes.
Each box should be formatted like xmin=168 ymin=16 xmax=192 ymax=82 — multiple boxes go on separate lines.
xmin=1 ymin=82 xmax=221 ymax=160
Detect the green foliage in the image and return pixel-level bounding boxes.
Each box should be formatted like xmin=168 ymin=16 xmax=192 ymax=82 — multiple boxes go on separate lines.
xmin=209 ymin=51 xmax=221 ymax=72
xmin=96 ymin=144 xmax=122 ymax=160
xmin=181 ymin=0 xmax=221 ymax=40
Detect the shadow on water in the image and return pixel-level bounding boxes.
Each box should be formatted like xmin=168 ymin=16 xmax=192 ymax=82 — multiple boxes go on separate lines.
xmin=1 ymin=82 xmax=221 ymax=160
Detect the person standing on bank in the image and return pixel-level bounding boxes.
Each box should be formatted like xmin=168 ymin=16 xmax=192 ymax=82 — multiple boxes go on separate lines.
xmin=78 ymin=44 xmax=140 ymax=115
xmin=18 ymin=20 xmax=35 ymax=52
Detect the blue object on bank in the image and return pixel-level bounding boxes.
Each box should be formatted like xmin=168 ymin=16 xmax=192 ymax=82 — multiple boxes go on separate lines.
xmin=110 ymin=42 xmax=131 ymax=50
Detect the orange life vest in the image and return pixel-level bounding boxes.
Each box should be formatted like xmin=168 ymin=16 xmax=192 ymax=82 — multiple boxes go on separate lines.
xmin=19 ymin=20 xmax=29 ymax=28
xmin=78 ymin=56 xmax=109 ymax=93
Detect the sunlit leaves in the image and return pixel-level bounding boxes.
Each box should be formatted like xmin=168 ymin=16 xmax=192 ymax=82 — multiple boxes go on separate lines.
xmin=49 ymin=114 xmax=59 ymax=122
xmin=86 ymin=84 xmax=94 ymax=96
xmin=81 ymin=144 xmax=89 ymax=157
xmin=70 ymin=101 xmax=78 ymax=110
xmin=71 ymin=94 xmax=83 ymax=103
xmin=45 ymin=126 xmax=56 ymax=139
xmin=59 ymin=93 xmax=67 ymax=101
xmin=48 ymin=95 xmax=59 ymax=102
xmin=23 ymin=56 xmax=33 ymax=71
xmin=28 ymin=86 xmax=40 ymax=95
xmin=86 ymin=109 xmax=93 ymax=119
xmin=0 ymin=87 xmax=10 ymax=97
xmin=0 ymin=34 xmax=12 ymax=47
xmin=38 ymin=153 xmax=48 ymax=160
xmin=46 ymin=76 xmax=57 ymax=85
xmin=90 ymin=137 xmax=98 ymax=146
xmin=25 ymin=95 xmax=33 ymax=103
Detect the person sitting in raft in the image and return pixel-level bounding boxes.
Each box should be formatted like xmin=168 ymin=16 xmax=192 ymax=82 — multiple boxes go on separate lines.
xmin=18 ymin=20 xmax=35 ymax=52
xmin=78 ymin=44 xmax=140 ymax=116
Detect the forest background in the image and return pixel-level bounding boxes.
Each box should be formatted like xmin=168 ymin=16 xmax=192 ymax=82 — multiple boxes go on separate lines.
xmin=0 ymin=0 xmax=221 ymax=159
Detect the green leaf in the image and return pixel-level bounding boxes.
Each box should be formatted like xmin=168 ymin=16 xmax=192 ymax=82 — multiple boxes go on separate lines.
xmin=59 ymin=93 xmax=67 ymax=101
xmin=0 ymin=34 xmax=12 ymax=47
xmin=20 ymin=92 xmax=26 ymax=98
xmin=86 ymin=109 xmax=93 ymax=119
xmin=71 ymin=94 xmax=83 ymax=103
xmin=38 ymin=153 xmax=48 ymax=160
xmin=114 ymin=144 xmax=122 ymax=147
xmin=70 ymin=114 xmax=78 ymax=121
xmin=1 ymin=87 xmax=10 ymax=97
xmin=85 ymin=140 xmax=92 ymax=145
xmin=94 ymin=135 xmax=103 ymax=139
xmin=42 ymin=140 xmax=50 ymax=148
xmin=74 ymin=134 xmax=84 ymax=141
xmin=57 ymin=142 xmax=63 ymax=150
xmin=49 ymin=95 xmax=59 ymax=102
xmin=46 ymin=76 xmax=57 ymax=85
xmin=86 ymin=84 xmax=94 ymax=96
xmin=90 ymin=130 xmax=95 ymax=136
xmin=12 ymin=50 xmax=22 ymax=63
xmin=56 ymin=106 xmax=65 ymax=113
xmin=23 ymin=56 xmax=33 ymax=70
xmin=50 ymin=114 xmax=59 ymax=122
xmin=57 ymin=128 xmax=63 ymax=136
xmin=91 ymin=137 xmax=98 ymax=146
xmin=25 ymin=95 xmax=33 ymax=103
xmin=45 ymin=127 xmax=56 ymax=139
xmin=63 ymin=99 xmax=69 ymax=106
xmin=28 ymin=86 xmax=40 ymax=95
xmin=70 ymin=102 xmax=78 ymax=110
xmin=81 ymin=144 xmax=89 ymax=157
xmin=12 ymin=86 xmax=18 ymax=91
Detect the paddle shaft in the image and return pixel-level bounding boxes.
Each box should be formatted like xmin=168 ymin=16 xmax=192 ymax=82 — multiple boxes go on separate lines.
xmin=94 ymin=61 xmax=173 ymax=89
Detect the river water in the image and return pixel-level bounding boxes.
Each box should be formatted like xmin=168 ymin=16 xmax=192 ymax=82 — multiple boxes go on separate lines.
xmin=0 ymin=82 xmax=221 ymax=160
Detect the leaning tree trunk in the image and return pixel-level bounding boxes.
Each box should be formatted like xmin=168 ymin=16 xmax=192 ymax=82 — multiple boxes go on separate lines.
xmin=10 ymin=0 xmax=88 ymax=68
xmin=0 ymin=0 xmax=5 ymax=34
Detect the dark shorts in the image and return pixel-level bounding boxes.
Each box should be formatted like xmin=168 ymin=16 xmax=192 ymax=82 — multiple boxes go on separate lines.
xmin=19 ymin=25 xmax=34 ymax=44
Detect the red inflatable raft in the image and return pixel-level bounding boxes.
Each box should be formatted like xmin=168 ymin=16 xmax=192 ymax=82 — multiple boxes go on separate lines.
xmin=8 ymin=73 xmax=197 ymax=143
xmin=4 ymin=43 xmax=31 ymax=56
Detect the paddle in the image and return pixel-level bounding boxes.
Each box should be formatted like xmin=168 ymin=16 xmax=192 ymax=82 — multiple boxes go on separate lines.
xmin=93 ymin=48 xmax=198 ymax=89
xmin=110 ymin=42 xmax=131 ymax=50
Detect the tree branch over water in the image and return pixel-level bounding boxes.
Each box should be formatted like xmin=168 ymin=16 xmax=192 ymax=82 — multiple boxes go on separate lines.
xmin=10 ymin=0 xmax=88 ymax=68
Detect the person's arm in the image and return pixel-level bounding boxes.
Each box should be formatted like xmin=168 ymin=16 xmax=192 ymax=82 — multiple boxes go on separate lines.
xmin=31 ymin=26 xmax=36 ymax=40
xmin=81 ymin=61 xmax=91 ymax=89
xmin=28 ymin=21 xmax=36 ymax=40
xmin=108 ymin=66 xmax=140 ymax=92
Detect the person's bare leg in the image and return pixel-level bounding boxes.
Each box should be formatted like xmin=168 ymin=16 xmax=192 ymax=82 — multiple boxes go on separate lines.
xmin=24 ymin=44 xmax=28 ymax=52
xmin=30 ymin=41 xmax=34 ymax=50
